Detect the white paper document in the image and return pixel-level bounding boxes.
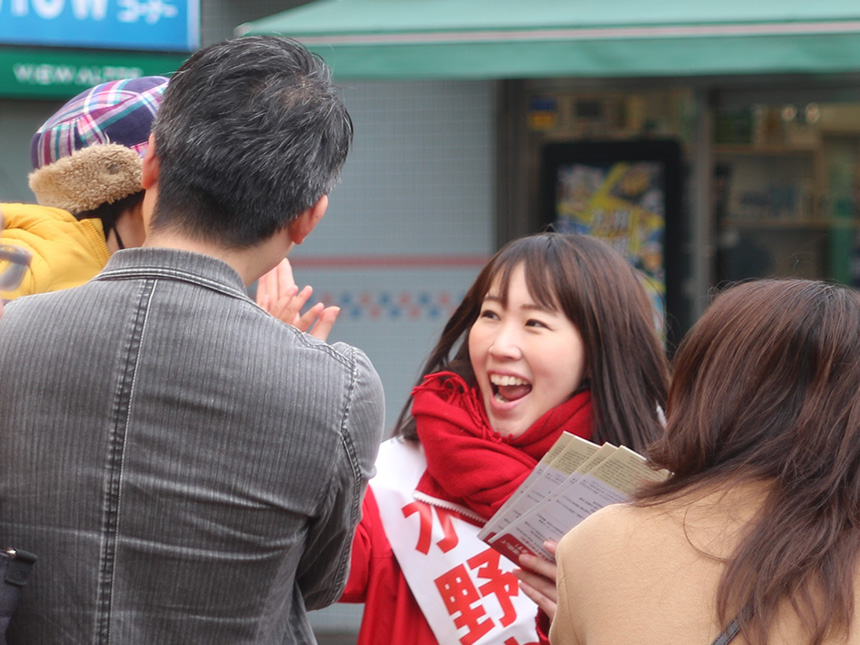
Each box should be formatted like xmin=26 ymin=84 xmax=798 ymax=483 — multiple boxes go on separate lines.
xmin=482 ymin=436 xmax=668 ymax=562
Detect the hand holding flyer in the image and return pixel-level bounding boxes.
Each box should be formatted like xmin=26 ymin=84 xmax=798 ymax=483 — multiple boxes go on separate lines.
xmin=480 ymin=435 xmax=668 ymax=563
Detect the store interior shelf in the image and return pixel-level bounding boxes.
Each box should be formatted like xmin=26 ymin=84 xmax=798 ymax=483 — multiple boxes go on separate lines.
xmin=714 ymin=144 xmax=821 ymax=157
xmin=721 ymin=217 xmax=858 ymax=230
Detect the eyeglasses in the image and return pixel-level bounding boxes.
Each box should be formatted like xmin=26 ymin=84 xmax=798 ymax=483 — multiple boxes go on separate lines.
xmin=0 ymin=244 xmax=32 ymax=291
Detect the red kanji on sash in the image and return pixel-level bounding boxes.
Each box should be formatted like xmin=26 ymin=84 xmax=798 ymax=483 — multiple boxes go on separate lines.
xmin=435 ymin=564 xmax=494 ymax=645
xmin=467 ymin=548 xmax=519 ymax=627
xmin=402 ymin=501 xmax=460 ymax=554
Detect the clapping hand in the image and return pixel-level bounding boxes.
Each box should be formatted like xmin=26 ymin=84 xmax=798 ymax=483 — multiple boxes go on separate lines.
xmin=256 ymin=258 xmax=340 ymax=342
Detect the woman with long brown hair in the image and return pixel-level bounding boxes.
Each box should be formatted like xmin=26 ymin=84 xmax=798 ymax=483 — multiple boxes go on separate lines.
xmin=341 ymin=232 xmax=669 ymax=645
xmin=551 ymin=279 xmax=860 ymax=645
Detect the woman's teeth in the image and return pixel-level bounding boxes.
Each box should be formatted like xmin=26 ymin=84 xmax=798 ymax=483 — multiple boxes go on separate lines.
xmin=490 ymin=374 xmax=528 ymax=386
xmin=489 ymin=374 xmax=532 ymax=403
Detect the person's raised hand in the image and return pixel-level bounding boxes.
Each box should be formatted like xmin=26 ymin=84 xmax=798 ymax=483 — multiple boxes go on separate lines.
xmin=256 ymin=258 xmax=340 ymax=342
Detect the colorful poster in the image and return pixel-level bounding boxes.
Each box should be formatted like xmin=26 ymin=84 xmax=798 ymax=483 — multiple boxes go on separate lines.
xmin=552 ymin=158 xmax=669 ymax=328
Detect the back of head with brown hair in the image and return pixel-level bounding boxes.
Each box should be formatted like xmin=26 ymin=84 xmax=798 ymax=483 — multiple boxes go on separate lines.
xmin=394 ymin=232 xmax=669 ymax=451
xmin=637 ymin=279 xmax=860 ymax=645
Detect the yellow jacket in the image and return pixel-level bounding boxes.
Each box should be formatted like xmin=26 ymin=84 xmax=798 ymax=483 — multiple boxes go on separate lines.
xmin=0 ymin=202 xmax=109 ymax=300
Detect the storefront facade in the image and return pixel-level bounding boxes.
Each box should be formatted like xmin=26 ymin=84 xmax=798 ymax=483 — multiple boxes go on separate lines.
xmin=499 ymin=74 xmax=860 ymax=337
xmin=242 ymin=0 xmax=860 ymax=344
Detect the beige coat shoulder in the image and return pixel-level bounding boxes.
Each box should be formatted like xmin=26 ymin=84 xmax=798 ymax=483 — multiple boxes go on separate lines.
xmin=550 ymin=501 xmax=732 ymax=645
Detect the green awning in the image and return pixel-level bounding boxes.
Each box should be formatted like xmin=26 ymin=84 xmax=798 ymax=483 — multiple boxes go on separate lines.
xmin=237 ymin=1 xmax=860 ymax=79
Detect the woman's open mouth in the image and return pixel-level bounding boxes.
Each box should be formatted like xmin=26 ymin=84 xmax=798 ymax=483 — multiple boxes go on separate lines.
xmin=489 ymin=374 xmax=532 ymax=403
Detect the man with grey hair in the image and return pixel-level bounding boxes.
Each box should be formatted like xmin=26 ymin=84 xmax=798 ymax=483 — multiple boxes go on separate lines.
xmin=0 ymin=37 xmax=384 ymax=644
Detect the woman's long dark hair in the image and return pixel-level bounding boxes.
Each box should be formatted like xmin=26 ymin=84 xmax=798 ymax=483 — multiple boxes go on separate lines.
xmin=393 ymin=233 xmax=669 ymax=451
xmin=636 ymin=279 xmax=860 ymax=645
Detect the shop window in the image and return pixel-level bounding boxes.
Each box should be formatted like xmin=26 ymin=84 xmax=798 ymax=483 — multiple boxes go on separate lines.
xmin=713 ymin=102 xmax=860 ymax=288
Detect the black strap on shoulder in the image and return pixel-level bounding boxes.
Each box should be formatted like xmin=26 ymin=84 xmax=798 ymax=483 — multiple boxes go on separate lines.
xmin=711 ymin=617 xmax=740 ymax=645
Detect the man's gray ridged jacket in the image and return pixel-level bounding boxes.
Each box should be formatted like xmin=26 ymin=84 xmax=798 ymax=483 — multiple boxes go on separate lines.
xmin=0 ymin=248 xmax=385 ymax=644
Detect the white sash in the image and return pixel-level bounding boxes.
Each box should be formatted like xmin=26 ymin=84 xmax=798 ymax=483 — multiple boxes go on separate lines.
xmin=372 ymin=438 xmax=541 ymax=645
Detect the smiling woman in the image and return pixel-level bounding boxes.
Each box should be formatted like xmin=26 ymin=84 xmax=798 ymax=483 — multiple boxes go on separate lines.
xmin=469 ymin=264 xmax=587 ymax=438
xmin=339 ymin=232 xmax=670 ymax=645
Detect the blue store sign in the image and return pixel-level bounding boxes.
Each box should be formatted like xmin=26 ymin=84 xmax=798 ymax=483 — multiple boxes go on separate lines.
xmin=0 ymin=0 xmax=199 ymax=52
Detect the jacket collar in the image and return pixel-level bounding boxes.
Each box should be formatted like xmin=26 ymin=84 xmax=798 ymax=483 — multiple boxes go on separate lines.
xmin=96 ymin=247 xmax=248 ymax=300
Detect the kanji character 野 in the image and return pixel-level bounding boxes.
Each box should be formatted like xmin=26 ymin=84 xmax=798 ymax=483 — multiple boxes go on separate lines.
xmin=435 ymin=564 xmax=494 ymax=645
xmin=468 ymin=548 xmax=520 ymax=627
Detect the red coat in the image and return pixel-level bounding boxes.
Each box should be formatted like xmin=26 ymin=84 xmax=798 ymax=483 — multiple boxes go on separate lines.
xmin=340 ymin=488 xmax=550 ymax=645
xmin=341 ymin=488 xmax=438 ymax=645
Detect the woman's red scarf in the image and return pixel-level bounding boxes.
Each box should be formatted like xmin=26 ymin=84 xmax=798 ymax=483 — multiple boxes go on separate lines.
xmin=413 ymin=371 xmax=593 ymax=522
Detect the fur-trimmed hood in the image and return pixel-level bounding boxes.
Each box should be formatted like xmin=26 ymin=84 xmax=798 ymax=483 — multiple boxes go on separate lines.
xmin=28 ymin=143 xmax=143 ymax=214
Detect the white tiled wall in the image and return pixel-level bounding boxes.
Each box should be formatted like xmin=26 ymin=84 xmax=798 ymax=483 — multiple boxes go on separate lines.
xmin=290 ymin=79 xmax=496 ymax=430
xmin=292 ymin=79 xmax=497 ymax=635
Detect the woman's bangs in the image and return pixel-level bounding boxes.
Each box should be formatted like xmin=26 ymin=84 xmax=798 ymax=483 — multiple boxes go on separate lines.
xmin=485 ymin=240 xmax=560 ymax=311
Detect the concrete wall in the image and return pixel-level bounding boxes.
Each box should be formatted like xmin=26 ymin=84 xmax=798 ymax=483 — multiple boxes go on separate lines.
xmin=0 ymin=98 xmax=63 ymax=201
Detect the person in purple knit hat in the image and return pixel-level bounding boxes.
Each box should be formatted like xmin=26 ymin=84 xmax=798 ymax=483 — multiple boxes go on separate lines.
xmin=0 ymin=76 xmax=166 ymax=300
